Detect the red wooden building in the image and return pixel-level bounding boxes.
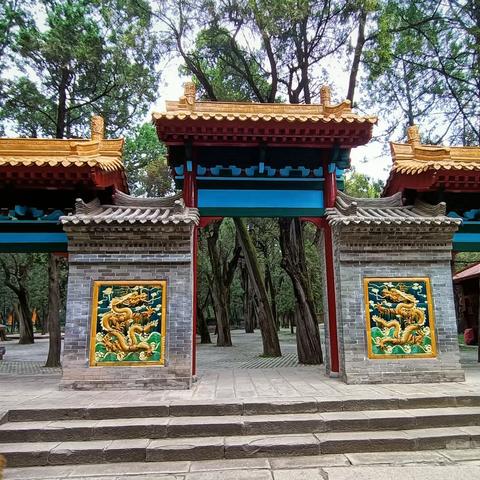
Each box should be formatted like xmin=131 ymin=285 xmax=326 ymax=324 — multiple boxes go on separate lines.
xmin=0 ymin=117 xmax=128 ymax=252
xmin=384 ymin=125 xmax=480 ymax=252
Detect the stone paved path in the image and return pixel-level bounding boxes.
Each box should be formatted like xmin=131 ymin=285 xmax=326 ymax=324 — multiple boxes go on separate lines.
xmin=0 ymin=361 xmax=62 ymax=375
xmin=0 ymin=330 xmax=479 ymax=413
xmin=239 ymin=353 xmax=305 ymax=368
xmin=5 ymin=449 xmax=480 ymax=479
xmin=1 ymin=331 xmax=480 ymax=479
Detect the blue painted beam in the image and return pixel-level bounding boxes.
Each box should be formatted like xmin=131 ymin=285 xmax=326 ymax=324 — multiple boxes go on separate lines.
xmin=453 ymin=233 xmax=480 ymax=252
xmin=0 ymin=220 xmax=60 ymax=224
xmin=198 ymin=189 xmax=324 ymax=217
xmin=0 ymin=232 xmax=68 ymax=252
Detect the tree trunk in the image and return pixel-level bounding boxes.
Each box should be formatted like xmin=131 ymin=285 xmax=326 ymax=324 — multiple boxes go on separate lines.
xmin=279 ymin=218 xmax=323 ymax=364
xmin=16 ymin=289 xmax=33 ymax=344
xmin=347 ymin=8 xmax=367 ymax=104
xmin=205 ymin=221 xmax=241 ymax=347
xmin=210 ymin=279 xmax=232 ymax=346
xmin=56 ymin=68 xmax=70 ymax=139
xmin=240 ymin=263 xmax=256 ymax=333
xmin=246 ymin=284 xmax=257 ymax=333
xmin=14 ymin=302 xmax=33 ymax=344
xmin=197 ymin=302 xmax=212 ymax=344
xmin=46 ymin=254 xmax=62 ymax=367
xmin=234 ymin=218 xmax=281 ymax=357
xmin=265 ymin=265 xmax=278 ymax=330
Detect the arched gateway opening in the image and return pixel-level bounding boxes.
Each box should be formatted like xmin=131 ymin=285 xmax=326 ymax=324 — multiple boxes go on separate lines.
xmin=21 ymin=83 xmax=462 ymax=390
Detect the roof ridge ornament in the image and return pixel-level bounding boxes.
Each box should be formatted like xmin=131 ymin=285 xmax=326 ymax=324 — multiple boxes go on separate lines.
xmin=407 ymin=124 xmax=420 ymax=146
xmin=112 ymin=190 xmax=185 ymax=208
xmin=320 ymin=85 xmax=331 ymax=107
xmin=413 ymin=199 xmax=447 ymax=217
xmin=74 ymin=198 xmax=102 ymax=215
xmin=180 ymin=81 xmax=196 ymax=109
xmin=91 ymin=115 xmax=105 ymax=142
xmin=336 ymin=190 xmax=403 ymax=209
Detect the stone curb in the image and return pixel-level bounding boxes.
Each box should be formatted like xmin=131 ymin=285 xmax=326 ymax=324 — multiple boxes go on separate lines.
xmin=6 ymin=395 xmax=480 ymax=422
xmin=1 ymin=427 xmax=480 ymax=468
xmin=2 ymin=407 xmax=480 ymax=444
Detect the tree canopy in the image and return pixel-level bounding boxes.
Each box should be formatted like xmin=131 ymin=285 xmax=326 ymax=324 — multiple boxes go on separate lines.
xmin=0 ymin=0 xmax=160 ymax=138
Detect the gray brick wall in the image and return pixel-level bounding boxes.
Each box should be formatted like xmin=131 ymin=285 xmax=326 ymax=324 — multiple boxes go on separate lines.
xmin=326 ymin=224 xmax=464 ymax=384
xmin=61 ymin=224 xmax=194 ymax=390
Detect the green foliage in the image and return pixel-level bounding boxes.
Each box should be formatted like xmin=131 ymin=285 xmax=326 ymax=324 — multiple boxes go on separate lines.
xmin=156 ymin=0 xmax=351 ymax=103
xmin=123 ymin=123 xmax=173 ymax=197
xmin=363 ymin=0 xmax=480 ymax=145
xmin=182 ymin=26 xmax=272 ymax=102
xmin=0 ymin=0 xmax=32 ymax=134
xmin=0 ymin=0 xmax=30 ymax=64
xmin=454 ymin=252 xmax=480 ymax=274
xmin=0 ymin=253 xmax=68 ymax=329
xmin=0 ymin=0 xmax=159 ymax=138
xmin=344 ymin=170 xmax=384 ymax=198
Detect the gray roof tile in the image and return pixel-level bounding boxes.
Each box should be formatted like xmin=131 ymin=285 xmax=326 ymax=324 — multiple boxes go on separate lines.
xmin=327 ymin=191 xmax=461 ymax=227
xmin=61 ymin=191 xmax=199 ymax=226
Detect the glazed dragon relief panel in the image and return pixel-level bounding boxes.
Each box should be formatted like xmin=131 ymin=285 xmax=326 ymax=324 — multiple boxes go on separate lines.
xmin=364 ymin=278 xmax=437 ymax=359
xmin=89 ymin=281 xmax=166 ymax=366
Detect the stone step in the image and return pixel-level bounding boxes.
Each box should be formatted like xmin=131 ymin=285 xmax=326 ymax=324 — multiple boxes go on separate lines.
xmin=1 ymin=426 xmax=480 ymax=468
xmin=4 ymin=394 xmax=480 ymax=423
xmin=2 ymin=407 xmax=480 ymax=444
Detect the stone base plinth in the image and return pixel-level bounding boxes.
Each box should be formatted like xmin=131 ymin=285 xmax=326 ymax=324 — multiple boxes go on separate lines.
xmin=342 ymin=369 xmax=465 ymax=385
xmin=60 ymin=365 xmax=192 ymax=390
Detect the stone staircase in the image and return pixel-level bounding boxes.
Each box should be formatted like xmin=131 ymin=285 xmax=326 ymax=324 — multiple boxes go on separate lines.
xmin=1 ymin=395 xmax=480 ymax=468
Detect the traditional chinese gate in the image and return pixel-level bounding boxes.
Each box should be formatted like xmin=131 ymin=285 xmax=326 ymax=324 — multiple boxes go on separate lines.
xmin=55 ymin=87 xmax=464 ymax=389
xmin=153 ymin=82 xmax=376 ymax=378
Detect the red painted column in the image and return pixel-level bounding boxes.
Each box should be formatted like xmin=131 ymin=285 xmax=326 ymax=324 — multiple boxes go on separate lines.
xmin=323 ymin=160 xmax=339 ymax=374
xmin=183 ymin=156 xmax=198 ymax=376
xmin=324 ymin=161 xmax=338 ymax=207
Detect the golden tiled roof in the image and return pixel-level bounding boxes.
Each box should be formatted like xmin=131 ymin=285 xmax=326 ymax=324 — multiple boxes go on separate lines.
xmin=390 ymin=125 xmax=480 ymax=174
xmin=152 ymin=83 xmax=377 ymax=125
xmin=0 ymin=117 xmax=124 ymax=172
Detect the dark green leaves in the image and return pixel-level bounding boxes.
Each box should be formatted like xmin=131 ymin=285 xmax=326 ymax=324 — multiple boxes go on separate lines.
xmin=1 ymin=0 xmax=160 ymax=138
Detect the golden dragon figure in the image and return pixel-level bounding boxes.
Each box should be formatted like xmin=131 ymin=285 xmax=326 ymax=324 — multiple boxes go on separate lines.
xmin=372 ymin=286 xmax=426 ymax=350
xmin=100 ymin=292 xmax=157 ymax=356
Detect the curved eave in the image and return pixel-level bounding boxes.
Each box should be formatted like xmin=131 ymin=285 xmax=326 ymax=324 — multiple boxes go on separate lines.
xmin=152 ymin=110 xmax=377 ymax=123
xmin=0 ymin=156 xmax=124 ymax=173
xmin=390 ymin=141 xmax=480 ymax=164
xmin=0 ymin=163 xmax=129 ymax=193
xmin=383 ymin=167 xmax=480 ymax=197
xmin=153 ymin=115 xmax=376 ymax=148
